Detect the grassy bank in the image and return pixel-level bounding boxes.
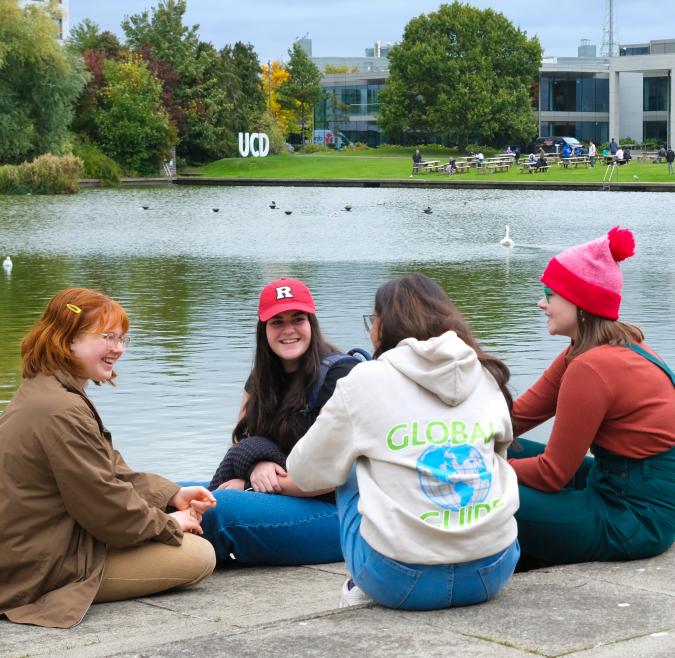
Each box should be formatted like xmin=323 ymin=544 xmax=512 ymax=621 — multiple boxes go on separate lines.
xmin=199 ymin=151 xmax=675 ymax=184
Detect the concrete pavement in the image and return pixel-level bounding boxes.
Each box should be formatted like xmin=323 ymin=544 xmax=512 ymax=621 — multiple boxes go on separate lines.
xmin=2 ymin=547 xmax=673 ymax=658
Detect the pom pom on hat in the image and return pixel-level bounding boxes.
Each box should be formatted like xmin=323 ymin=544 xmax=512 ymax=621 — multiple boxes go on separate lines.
xmin=540 ymin=226 xmax=637 ymax=320
xmin=607 ymin=226 xmax=635 ymax=262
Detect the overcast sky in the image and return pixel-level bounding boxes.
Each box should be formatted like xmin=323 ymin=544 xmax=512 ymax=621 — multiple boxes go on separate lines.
xmin=69 ymin=1 xmax=675 ymax=63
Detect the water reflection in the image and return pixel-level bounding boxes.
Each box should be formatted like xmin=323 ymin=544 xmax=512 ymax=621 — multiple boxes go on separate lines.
xmin=1 ymin=186 xmax=673 ymax=479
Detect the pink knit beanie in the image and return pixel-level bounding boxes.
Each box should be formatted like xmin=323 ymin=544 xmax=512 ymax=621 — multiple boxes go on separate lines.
xmin=541 ymin=226 xmax=636 ymax=320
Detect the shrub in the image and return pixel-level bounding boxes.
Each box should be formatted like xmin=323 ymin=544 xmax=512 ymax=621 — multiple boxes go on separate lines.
xmin=343 ymin=142 xmax=370 ymax=152
xmin=299 ymin=143 xmax=331 ymax=154
xmin=72 ymin=139 xmax=121 ymax=185
xmin=0 ymin=154 xmax=83 ymax=195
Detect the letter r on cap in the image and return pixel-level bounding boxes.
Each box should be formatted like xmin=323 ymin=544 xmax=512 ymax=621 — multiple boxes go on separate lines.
xmin=275 ymin=286 xmax=293 ymax=299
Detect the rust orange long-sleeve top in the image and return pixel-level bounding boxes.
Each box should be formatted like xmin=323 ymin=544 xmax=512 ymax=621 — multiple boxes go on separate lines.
xmin=509 ymin=343 xmax=675 ymax=492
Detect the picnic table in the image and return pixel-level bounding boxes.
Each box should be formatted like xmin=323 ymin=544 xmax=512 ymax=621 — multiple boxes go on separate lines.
xmin=477 ymin=162 xmax=509 ymax=174
xmin=413 ymin=160 xmax=442 ymax=173
xmin=558 ymin=156 xmax=590 ymax=168
xmin=520 ymin=162 xmax=549 ymax=174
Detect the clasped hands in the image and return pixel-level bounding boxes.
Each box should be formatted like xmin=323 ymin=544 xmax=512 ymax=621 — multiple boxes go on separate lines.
xmin=168 ymin=486 xmax=217 ymax=535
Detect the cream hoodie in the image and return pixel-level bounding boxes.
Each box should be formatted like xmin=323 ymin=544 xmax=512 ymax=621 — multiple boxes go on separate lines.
xmin=287 ymin=331 xmax=519 ymax=565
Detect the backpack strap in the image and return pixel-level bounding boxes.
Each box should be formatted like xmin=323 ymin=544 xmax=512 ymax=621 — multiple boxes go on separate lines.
xmin=626 ymin=344 xmax=675 ymax=386
xmin=303 ymin=349 xmax=372 ymax=414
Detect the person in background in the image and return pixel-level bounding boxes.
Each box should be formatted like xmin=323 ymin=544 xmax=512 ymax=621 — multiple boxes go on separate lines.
xmin=513 ymin=146 xmax=521 ymax=164
xmin=509 ymin=227 xmax=674 ymax=566
xmin=609 ymin=138 xmax=618 ymax=156
xmin=412 ymin=149 xmax=423 ymax=174
xmin=666 ymin=146 xmax=675 ymax=175
xmin=0 ymin=288 xmax=216 ymax=629
xmin=287 ymin=273 xmax=520 ymax=610
xmin=588 ymin=141 xmax=597 ymax=168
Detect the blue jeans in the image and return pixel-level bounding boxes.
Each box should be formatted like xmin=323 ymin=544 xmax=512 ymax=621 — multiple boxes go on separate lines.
xmin=195 ymin=485 xmax=343 ymax=566
xmin=336 ymin=467 xmax=519 ymax=610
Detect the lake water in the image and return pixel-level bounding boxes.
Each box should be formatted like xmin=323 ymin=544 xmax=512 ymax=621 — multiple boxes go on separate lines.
xmin=1 ymin=185 xmax=673 ymax=480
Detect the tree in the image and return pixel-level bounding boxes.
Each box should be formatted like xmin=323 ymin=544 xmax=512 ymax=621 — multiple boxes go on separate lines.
xmin=278 ymin=43 xmax=323 ymax=143
xmin=378 ymin=2 xmax=542 ymax=148
xmin=0 ymin=0 xmax=89 ymax=163
xmin=68 ymin=18 xmax=123 ymax=59
xmin=96 ymin=56 xmax=173 ymax=174
xmin=261 ymin=60 xmax=296 ymax=137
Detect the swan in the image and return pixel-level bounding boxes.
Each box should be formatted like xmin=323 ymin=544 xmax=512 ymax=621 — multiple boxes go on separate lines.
xmin=3 ymin=256 xmax=12 ymax=271
xmin=500 ymin=225 xmax=514 ymax=248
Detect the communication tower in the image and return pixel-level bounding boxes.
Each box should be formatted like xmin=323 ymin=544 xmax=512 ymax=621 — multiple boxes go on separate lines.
xmin=601 ymin=0 xmax=618 ymax=57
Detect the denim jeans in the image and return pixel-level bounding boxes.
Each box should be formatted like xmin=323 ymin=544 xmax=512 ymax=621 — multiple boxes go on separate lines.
xmin=193 ymin=484 xmax=343 ymax=566
xmin=336 ymin=467 xmax=520 ymax=610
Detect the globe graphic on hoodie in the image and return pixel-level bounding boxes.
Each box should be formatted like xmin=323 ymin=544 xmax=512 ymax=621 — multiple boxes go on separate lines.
xmin=417 ymin=444 xmax=492 ymax=511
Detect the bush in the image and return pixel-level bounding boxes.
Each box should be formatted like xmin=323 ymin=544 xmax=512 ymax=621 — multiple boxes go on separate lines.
xmin=299 ymin=143 xmax=331 ymax=154
xmin=0 ymin=154 xmax=83 ymax=195
xmin=72 ymin=139 xmax=121 ymax=185
xmin=342 ymin=142 xmax=370 ymax=152
xmin=0 ymin=165 xmax=29 ymax=194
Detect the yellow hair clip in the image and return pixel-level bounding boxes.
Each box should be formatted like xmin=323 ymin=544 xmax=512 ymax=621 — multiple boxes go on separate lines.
xmin=66 ymin=304 xmax=82 ymax=314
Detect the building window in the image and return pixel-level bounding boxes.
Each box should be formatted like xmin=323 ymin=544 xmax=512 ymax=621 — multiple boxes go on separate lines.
xmin=643 ymin=121 xmax=667 ymax=142
xmin=643 ymin=77 xmax=669 ymax=112
xmin=540 ymin=75 xmax=608 ymax=112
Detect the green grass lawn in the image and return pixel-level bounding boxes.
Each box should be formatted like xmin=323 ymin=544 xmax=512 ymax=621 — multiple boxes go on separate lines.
xmin=199 ymin=151 xmax=675 ymax=184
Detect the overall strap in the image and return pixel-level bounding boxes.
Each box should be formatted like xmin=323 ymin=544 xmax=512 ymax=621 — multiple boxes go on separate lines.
xmin=626 ymin=344 xmax=675 ymax=386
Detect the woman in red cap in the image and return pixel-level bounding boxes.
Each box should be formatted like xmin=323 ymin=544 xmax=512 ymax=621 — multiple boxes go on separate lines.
xmin=201 ymin=278 xmax=362 ymax=565
xmin=509 ymin=227 xmax=675 ymax=566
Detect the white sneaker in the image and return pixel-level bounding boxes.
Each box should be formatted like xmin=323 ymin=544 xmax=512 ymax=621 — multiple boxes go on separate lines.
xmin=339 ymin=578 xmax=372 ymax=608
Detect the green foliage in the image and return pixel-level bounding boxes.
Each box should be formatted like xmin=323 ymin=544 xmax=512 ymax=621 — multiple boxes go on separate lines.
xmin=342 ymin=142 xmax=370 ymax=152
xmin=68 ymin=18 xmax=123 ymax=58
xmin=96 ymin=57 xmax=173 ymax=175
xmin=278 ymin=43 xmax=324 ymax=143
xmin=0 ymin=154 xmax=83 ymax=194
xmin=379 ymin=1 xmax=542 ymax=148
xmin=71 ymin=138 xmax=121 ymax=184
xmin=299 ymin=144 xmax=331 ymax=154
xmin=0 ymin=0 xmax=89 ymax=163
xmin=253 ymin=111 xmax=286 ymax=155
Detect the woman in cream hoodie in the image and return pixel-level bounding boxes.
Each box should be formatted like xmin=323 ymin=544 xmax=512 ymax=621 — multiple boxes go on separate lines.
xmin=287 ymin=273 xmax=519 ymax=610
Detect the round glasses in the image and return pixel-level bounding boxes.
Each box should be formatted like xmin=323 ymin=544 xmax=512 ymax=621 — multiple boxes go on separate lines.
xmin=363 ymin=314 xmax=375 ymax=332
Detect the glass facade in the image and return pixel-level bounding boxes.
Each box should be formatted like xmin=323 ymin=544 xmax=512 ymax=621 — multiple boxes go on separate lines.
xmin=540 ymin=74 xmax=609 ymax=112
xmin=540 ymin=121 xmax=609 ymax=143
xmin=643 ymin=121 xmax=668 ymax=142
xmin=315 ymin=82 xmax=385 ymax=145
xmin=643 ymin=77 xmax=669 ymax=111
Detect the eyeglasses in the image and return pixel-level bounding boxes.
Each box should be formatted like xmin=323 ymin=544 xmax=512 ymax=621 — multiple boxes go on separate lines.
xmin=543 ymin=287 xmax=553 ymax=303
xmin=363 ymin=314 xmax=376 ymax=332
xmin=94 ymin=332 xmax=130 ymax=349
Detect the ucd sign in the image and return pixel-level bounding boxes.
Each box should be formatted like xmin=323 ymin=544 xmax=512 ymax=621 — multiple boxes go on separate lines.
xmin=238 ymin=132 xmax=270 ymax=157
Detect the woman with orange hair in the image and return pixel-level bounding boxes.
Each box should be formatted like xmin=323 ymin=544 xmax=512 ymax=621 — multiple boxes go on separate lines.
xmin=0 ymin=288 xmax=217 ymax=629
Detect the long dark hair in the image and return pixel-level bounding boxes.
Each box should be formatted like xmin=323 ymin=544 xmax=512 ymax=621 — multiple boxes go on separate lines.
xmin=232 ymin=313 xmax=337 ymax=453
xmin=373 ymin=273 xmax=513 ymax=412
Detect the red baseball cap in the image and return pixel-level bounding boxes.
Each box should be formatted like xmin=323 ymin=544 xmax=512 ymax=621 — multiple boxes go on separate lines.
xmin=258 ymin=278 xmax=316 ymax=322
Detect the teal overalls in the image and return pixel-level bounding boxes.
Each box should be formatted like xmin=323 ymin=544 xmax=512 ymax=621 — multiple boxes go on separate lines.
xmin=510 ymin=345 xmax=675 ymax=564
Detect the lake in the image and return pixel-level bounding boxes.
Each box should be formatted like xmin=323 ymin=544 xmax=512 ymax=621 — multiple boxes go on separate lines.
xmin=1 ymin=185 xmax=673 ymax=480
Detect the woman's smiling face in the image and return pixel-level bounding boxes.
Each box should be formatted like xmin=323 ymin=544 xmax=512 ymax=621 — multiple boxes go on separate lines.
xmin=70 ymin=323 xmax=127 ymax=383
xmin=265 ymin=310 xmax=312 ymax=372
xmin=539 ymin=288 xmax=578 ymax=339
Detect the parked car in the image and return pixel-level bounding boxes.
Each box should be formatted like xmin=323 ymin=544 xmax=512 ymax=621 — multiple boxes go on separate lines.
xmin=533 ymin=136 xmax=586 ymax=155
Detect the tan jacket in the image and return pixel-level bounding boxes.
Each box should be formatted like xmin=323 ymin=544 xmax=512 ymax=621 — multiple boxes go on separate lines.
xmin=0 ymin=371 xmax=182 ymax=628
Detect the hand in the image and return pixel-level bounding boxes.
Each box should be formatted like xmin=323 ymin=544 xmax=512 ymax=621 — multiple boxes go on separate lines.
xmin=217 ymin=478 xmax=246 ymax=491
xmin=250 ymin=461 xmax=287 ymax=493
xmin=169 ymin=486 xmax=217 ymax=514
xmin=169 ymin=508 xmax=204 ymax=535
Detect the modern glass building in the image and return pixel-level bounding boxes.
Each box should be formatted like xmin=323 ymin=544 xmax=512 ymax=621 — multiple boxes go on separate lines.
xmin=20 ymin=0 xmax=69 ymax=41
xmin=311 ymin=37 xmax=675 ymax=146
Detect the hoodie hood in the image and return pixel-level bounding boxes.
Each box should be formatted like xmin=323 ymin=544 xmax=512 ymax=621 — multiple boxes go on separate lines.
xmin=379 ymin=331 xmax=482 ymax=406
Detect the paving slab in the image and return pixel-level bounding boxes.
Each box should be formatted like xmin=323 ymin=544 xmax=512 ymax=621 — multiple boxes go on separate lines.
xmin=2 ymin=549 xmax=673 ymax=658
xmin=109 ymin=608 xmax=533 ymax=658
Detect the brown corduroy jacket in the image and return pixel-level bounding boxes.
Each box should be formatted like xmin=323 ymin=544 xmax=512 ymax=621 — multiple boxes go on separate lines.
xmin=0 ymin=371 xmax=182 ymax=628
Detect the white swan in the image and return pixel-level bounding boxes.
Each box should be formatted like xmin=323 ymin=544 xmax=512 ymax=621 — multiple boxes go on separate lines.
xmin=500 ymin=225 xmax=514 ymax=248
xmin=3 ymin=256 xmax=12 ymax=271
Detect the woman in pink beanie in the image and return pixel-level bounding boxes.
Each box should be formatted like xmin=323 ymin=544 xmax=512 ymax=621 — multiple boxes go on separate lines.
xmin=508 ymin=226 xmax=675 ymax=566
